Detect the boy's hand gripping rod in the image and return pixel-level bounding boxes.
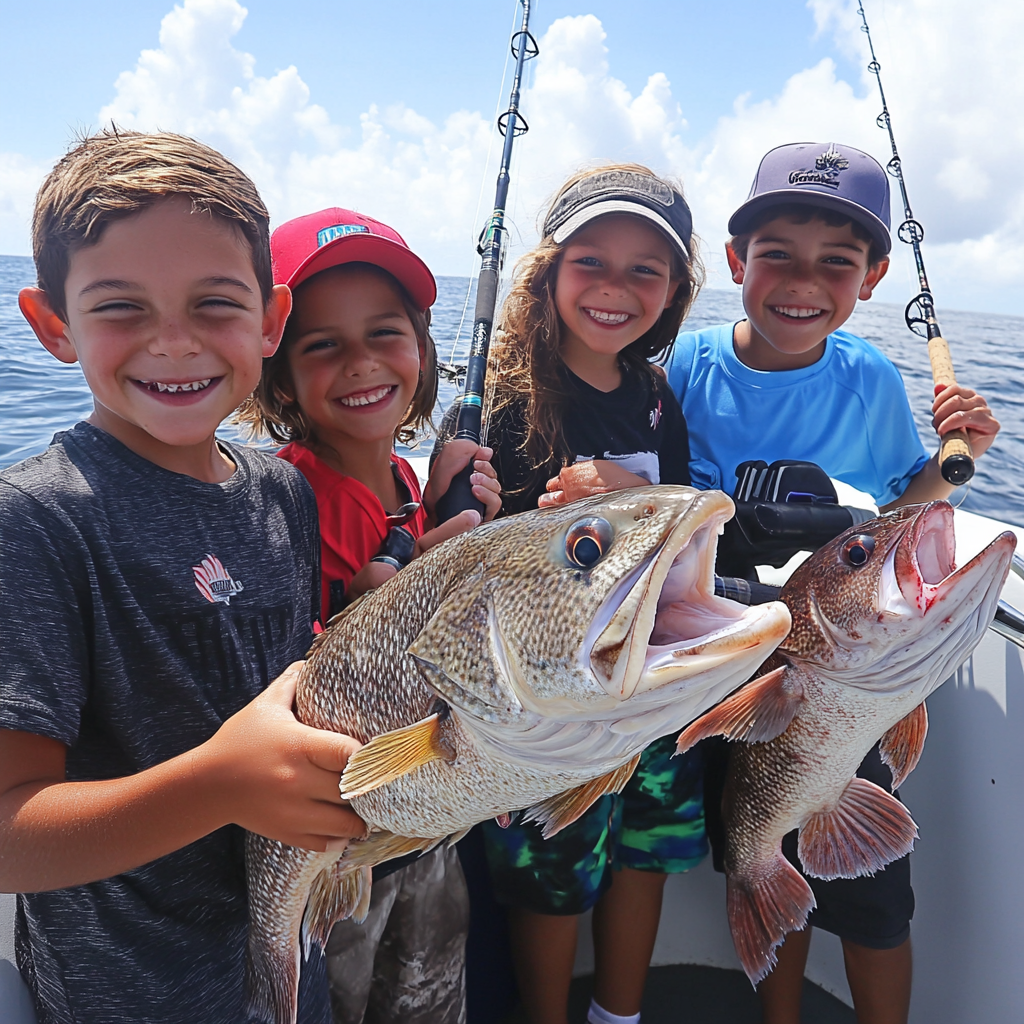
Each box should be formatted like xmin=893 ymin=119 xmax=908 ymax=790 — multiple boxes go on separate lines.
xmin=435 ymin=0 xmax=538 ymax=523
xmin=859 ymin=2 xmax=974 ymax=485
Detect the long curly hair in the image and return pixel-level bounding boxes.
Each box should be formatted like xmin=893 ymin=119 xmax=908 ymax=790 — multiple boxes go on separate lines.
xmin=490 ymin=162 xmax=704 ymax=471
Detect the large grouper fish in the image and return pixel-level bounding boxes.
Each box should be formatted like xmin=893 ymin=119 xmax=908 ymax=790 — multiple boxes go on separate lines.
xmin=677 ymin=500 xmax=1016 ymax=985
xmin=246 ymin=486 xmax=791 ymax=1023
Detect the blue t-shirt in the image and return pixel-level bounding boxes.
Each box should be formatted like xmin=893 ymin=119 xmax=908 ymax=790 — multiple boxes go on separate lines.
xmin=664 ymin=322 xmax=928 ymax=505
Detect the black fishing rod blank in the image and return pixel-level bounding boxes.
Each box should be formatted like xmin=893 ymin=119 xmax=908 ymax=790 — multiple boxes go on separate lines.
xmin=858 ymin=2 xmax=974 ymax=485
xmin=435 ymin=0 xmax=538 ymax=522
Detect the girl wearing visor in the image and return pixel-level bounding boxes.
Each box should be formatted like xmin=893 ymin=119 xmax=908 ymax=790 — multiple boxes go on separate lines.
xmin=440 ymin=165 xmax=705 ymax=1024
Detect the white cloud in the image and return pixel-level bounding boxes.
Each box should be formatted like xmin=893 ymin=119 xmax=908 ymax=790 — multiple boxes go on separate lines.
xmin=0 ymin=153 xmax=49 ymax=263
xmin=2 ymin=0 xmax=1024 ymax=315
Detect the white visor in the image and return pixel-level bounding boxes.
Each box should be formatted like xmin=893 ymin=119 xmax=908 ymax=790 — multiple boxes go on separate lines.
xmin=550 ymin=199 xmax=690 ymax=261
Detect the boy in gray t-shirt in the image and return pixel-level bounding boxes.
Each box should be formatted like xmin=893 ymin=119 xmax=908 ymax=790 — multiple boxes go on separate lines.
xmin=0 ymin=130 xmax=365 ymax=1023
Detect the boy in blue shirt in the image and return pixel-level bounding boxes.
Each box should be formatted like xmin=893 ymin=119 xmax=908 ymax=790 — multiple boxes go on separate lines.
xmin=668 ymin=142 xmax=1000 ymax=1024
xmin=0 ymin=129 xmax=366 ymax=1023
xmin=544 ymin=143 xmax=1000 ymax=1024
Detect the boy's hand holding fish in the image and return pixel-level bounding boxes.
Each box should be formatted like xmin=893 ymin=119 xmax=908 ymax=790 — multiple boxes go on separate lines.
xmin=195 ymin=662 xmax=367 ymax=852
xmin=0 ymin=662 xmax=368 ymax=893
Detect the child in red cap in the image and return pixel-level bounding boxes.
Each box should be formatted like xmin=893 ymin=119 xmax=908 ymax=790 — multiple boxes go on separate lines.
xmin=239 ymin=208 xmax=501 ymax=1023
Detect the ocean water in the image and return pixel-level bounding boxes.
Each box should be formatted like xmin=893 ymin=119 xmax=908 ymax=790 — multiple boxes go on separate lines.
xmin=1 ymin=255 xmax=1020 ymax=527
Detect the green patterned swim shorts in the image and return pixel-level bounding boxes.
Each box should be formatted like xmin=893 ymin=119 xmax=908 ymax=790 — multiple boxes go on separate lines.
xmin=483 ymin=737 xmax=707 ymax=915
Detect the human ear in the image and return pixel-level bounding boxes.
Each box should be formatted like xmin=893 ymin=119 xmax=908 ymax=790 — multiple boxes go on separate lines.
xmin=725 ymin=244 xmax=746 ymax=285
xmin=663 ymin=279 xmax=682 ymax=311
xmin=261 ymin=284 xmax=293 ymax=358
xmin=859 ymin=257 xmax=889 ymax=301
xmin=18 ymin=288 xmax=78 ymax=364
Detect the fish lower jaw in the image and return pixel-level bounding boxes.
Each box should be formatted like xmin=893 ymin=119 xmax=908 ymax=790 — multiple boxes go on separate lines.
xmin=636 ymin=584 xmax=792 ymax=697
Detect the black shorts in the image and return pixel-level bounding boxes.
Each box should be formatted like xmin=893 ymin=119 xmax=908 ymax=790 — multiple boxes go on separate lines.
xmin=705 ymin=740 xmax=914 ymax=950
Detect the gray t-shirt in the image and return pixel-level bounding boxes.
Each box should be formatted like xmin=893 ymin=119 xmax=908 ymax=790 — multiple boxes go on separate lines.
xmin=0 ymin=423 xmax=329 ymax=1023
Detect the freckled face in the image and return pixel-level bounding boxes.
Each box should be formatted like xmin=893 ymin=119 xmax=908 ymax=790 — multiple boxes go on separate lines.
xmin=60 ymin=197 xmax=280 ymax=448
xmin=731 ymin=215 xmax=887 ymax=368
xmin=554 ymin=214 xmax=679 ymax=364
xmin=284 ymin=265 xmax=422 ymax=448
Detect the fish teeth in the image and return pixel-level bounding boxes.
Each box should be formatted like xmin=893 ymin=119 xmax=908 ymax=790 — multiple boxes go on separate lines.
xmin=772 ymin=306 xmax=823 ymax=319
xmin=585 ymin=308 xmax=630 ymax=324
xmin=339 ymin=386 xmax=393 ymax=407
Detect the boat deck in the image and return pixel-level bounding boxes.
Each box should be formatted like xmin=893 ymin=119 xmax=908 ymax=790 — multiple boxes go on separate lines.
xmin=505 ymin=966 xmax=856 ymax=1023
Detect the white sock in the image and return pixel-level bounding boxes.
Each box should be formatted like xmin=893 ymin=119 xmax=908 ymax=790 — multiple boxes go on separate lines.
xmin=586 ymin=997 xmax=640 ymax=1024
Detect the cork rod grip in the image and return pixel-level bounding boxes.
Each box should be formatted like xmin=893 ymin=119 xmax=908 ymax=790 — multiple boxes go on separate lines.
xmin=928 ymin=335 xmax=975 ymax=485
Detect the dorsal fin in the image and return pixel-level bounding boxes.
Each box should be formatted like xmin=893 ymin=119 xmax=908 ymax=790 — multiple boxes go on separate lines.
xmin=675 ymin=665 xmax=803 ymax=753
xmin=879 ymin=702 xmax=928 ymax=789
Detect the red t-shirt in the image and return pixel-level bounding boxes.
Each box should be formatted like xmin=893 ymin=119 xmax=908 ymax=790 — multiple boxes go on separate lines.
xmin=277 ymin=443 xmax=427 ymax=623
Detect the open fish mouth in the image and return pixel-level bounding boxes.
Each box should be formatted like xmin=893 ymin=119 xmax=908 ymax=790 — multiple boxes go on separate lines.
xmin=883 ymin=501 xmax=1015 ymax=618
xmin=583 ymin=490 xmax=791 ymax=700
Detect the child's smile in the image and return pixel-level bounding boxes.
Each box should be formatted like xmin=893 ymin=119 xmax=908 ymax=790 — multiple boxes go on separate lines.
xmin=554 ymin=213 xmax=679 ymax=390
xmin=133 ymin=376 xmax=219 ymax=401
xmin=19 ymin=197 xmax=291 ymax=480
xmin=728 ymin=214 xmax=888 ymax=371
xmin=285 ymin=265 xmax=421 ymax=450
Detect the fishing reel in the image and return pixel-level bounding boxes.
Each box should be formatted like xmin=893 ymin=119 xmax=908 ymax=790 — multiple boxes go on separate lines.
xmin=716 ymin=459 xmax=875 ymax=584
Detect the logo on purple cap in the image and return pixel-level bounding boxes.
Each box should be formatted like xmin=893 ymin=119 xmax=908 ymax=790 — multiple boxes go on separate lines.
xmin=788 ymin=144 xmax=850 ymax=190
xmin=317 ymin=224 xmax=370 ymax=247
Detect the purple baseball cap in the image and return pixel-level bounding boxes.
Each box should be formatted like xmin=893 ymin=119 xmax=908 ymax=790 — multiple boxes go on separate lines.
xmin=728 ymin=142 xmax=892 ymax=255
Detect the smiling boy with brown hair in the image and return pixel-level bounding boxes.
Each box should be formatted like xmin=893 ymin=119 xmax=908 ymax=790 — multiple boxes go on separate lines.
xmin=666 ymin=142 xmax=999 ymax=1024
xmin=0 ymin=129 xmax=365 ymax=1023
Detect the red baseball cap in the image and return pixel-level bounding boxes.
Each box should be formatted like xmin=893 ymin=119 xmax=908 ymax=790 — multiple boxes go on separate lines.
xmin=270 ymin=207 xmax=437 ymax=310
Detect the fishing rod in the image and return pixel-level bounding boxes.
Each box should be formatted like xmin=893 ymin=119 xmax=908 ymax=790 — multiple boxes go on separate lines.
xmin=435 ymin=0 xmax=538 ymax=522
xmin=858 ymin=2 xmax=974 ymax=485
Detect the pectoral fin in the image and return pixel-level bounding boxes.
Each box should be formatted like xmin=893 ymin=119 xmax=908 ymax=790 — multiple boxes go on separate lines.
xmin=675 ymin=665 xmax=803 ymax=753
xmin=340 ymin=713 xmax=452 ymax=800
xmin=797 ymin=777 xmax=918 ymax=881
xmin=879 ymin=702 xmax=928 ymax=789
xmin=522 ymin=754 xmax=641 ymax=839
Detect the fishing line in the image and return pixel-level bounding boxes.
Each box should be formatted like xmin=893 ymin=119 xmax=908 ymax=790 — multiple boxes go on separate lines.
xmin=435 ymin=0 xmax=538 ymax=521
xmin=858 ymin=1 xmax=975 ymax=485
xmin=443 ymin=0 xmax=523 ymax=379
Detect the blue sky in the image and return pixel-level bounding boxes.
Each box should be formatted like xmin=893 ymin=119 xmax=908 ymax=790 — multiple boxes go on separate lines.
xmin=1 ymin=1 xmax=860 ymax=162
xmin=1 ymin=0 xmax=1022 ymax=316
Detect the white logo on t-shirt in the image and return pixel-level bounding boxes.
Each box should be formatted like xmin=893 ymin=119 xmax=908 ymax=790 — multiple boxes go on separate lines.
xmin=193 ymin=554 xmax=245 ymax=605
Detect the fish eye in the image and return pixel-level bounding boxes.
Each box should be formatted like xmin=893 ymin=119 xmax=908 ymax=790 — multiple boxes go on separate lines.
xmin=565 ymin=517 xmax=614 ymax=568
xmin=841 ymin=534 xmax=876 ymax=567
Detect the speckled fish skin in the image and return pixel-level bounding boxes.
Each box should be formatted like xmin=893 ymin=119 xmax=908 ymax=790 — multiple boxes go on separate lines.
xmin=246 ymin=485 xmax=793 ymax=1023
xmin=679 ymin=501 xmax=1015 ymax=985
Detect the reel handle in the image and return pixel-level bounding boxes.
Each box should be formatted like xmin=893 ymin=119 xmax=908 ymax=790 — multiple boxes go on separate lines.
xmin=928 ymin=335 xmax=975 ymax=485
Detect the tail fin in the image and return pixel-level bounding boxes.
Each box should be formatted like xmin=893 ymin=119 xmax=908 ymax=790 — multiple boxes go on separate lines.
xmin=727 ymin=854 xmax=815 ymax=986
xmin=245 ymin=834 xmax=336 ymax=1024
